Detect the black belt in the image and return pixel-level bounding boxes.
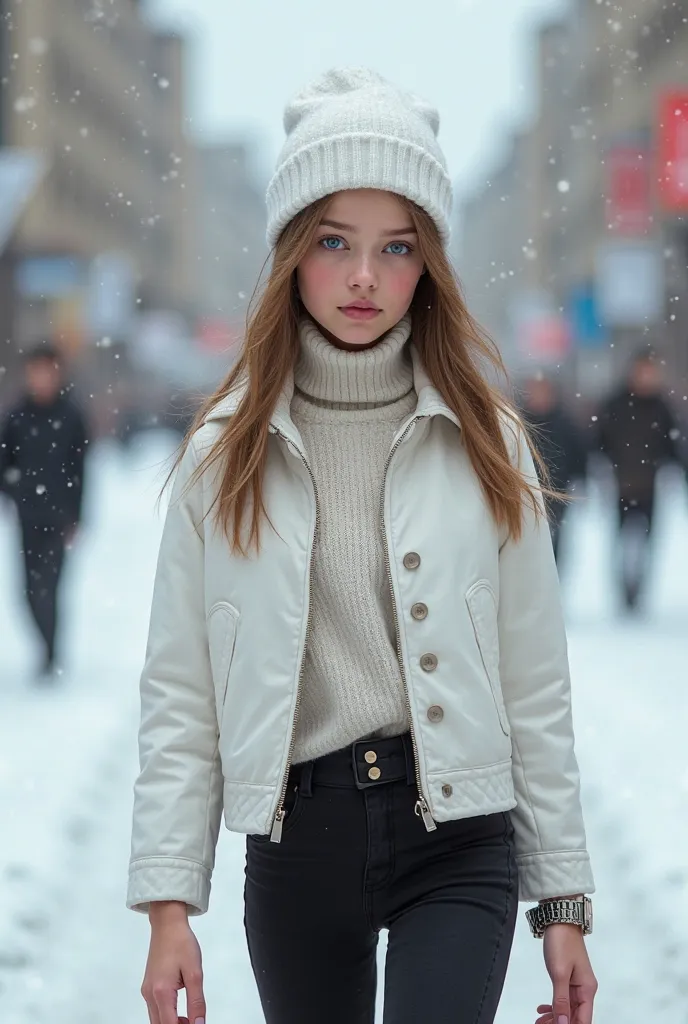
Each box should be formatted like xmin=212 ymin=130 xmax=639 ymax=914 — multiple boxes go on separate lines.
xmin=290 ymin=732 xmax=416 ymax=794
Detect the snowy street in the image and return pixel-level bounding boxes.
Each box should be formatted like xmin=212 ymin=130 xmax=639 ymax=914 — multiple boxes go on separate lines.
xmin=1 ymin=434 xmax=687 ymax=1024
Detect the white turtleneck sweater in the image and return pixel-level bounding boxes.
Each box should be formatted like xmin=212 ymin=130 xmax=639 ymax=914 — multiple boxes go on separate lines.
xmin=290 ymin=316 xmax=417 ymax=764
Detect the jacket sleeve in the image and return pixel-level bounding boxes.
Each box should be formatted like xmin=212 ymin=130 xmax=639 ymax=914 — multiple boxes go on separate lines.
xmin=66 ymin=406 xmax=89 ymax=525
xmin=498 ymin=424 xmax=595 ymax=902
xmin=127 ymin=438 xmax=223 ymax=916
xmin=563 ymin=413 xmax=588 ymax=485
xmin=0 ymin=413 xmax=17 ymax=499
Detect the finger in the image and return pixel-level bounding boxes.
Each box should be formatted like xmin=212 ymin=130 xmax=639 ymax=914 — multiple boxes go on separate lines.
xmin=572 ymin=991 xmax=595 ymax=1024
xmin=183 ymin=965 xmax=206 ymax=1024
xmin=142 ymin=983 xmax=160 ymax=1024
xmin=152 ymin=984 xmax=179 ymax=1024
xmin=552 ymin=979 xmax=571 ymax=1024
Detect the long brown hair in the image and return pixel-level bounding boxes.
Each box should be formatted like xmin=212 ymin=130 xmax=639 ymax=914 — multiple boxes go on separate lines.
xmin=174 ymin=193 xmax=549 ymax=555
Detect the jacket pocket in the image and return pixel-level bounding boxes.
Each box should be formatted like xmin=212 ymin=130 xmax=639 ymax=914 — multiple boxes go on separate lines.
xmin=206 ymin=601 xmax=239 ymax=720
xmin=465 ymin=581 xmax=510 ymax=736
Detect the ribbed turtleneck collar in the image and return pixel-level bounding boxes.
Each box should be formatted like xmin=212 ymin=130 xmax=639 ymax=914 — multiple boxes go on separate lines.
xmin=294 ymin=315 xmax=414 ymax=411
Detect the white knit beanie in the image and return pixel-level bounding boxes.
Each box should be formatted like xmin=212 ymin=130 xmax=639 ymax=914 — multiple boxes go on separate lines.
xmin=266 ymin=67 xmax=453 ymax=248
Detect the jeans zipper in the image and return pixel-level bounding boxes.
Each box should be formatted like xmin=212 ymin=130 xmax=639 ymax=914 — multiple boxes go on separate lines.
xmin=269 ymin=428 xmax=320 ymax=842
xmin=380 ymin=415 xmax=436 ymax=832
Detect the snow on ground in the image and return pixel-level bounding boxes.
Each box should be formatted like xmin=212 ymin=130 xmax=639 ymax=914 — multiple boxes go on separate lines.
xmin=0 ymin=436 xmax=687 ymax=1023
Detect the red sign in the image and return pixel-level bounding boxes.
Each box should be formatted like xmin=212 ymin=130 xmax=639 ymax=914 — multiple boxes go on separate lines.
xmin=658 ymin=91 xmax=688 ymax=211
xmin=605 ymin=147 xmax=652 ymax=235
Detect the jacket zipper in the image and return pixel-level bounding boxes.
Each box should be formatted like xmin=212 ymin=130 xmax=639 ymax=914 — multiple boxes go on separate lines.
xmin=269 ymin=427 xmax=320 ymax=842
xmin=379 ymin=415 xmax=437 ymax=832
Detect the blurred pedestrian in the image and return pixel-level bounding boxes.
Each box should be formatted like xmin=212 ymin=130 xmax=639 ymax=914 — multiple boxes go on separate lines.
xmin=596 ymin=348 xmax=686 ymax=610
xmin=129 ymin=68 xmax=596 ymax=1024
xmin=0 ymin=343 xmax=89 ymax=678
xmin=520 ymin=373 xmax=588 ymax=562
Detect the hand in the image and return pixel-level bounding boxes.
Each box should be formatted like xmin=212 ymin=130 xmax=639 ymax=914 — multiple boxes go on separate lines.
xmin=141 ymin=908 xmax=206 ymax=1024
xmin=536 ymin=925 xmax=597 ymax=1024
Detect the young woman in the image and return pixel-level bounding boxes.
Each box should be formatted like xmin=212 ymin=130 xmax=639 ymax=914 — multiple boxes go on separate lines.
xmin=128 ymin=67 xmax=597 ymax=1024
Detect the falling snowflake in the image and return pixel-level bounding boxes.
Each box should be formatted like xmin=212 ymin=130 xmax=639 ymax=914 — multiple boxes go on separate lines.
xmin=557 ymin=180 xmax=571 ymax=194
xmin=28 ymin=38 xmax=48 ymax=56
xmin=14 ymin=95 xmax=37 ymax=113
xmin=36 ymin=484 xmax=46 ymax=495
xmin=158 ymin=78 xmax=170 ymax=90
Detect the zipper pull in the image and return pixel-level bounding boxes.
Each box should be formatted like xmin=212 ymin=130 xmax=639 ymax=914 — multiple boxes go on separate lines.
xmin=415 ymin=797 xmax=437 ymax=832
xmin=269 ymin=808 xmax=285 ymax=843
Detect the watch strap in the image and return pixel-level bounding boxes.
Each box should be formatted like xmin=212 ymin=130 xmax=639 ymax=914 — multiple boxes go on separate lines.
xmin=525 ymin=897 xmax=593 ymax=938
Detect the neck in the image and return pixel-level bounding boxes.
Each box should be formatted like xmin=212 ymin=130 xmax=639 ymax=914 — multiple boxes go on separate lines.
xmin=294 ymin=315 xmax=414 ymax=409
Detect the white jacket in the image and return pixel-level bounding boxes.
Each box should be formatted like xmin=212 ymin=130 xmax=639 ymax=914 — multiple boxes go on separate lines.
xmin=127 ymin=348 xmax=594 ymax=915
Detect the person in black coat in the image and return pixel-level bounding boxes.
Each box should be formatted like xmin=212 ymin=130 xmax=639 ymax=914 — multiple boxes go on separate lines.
xmin=0 ymin=344 xmax=89 ymax=676
xmin=596 ymin=349 xmax=687 ymax=609
xmin=520 ymin=374 xmax=588 ymax=564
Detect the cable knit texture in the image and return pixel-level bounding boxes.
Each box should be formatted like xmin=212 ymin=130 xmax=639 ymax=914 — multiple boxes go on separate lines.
xmin=290 ymin=315 xmax=417 ymax=763
xmin=266 ymin=67 xmax=453 ymax=247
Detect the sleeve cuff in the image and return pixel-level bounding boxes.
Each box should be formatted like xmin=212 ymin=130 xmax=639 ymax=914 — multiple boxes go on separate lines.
xmin=517 ymin=850 xmax=595 ymax=902
xmin=127 ymin=857 xmax=212 ymax=917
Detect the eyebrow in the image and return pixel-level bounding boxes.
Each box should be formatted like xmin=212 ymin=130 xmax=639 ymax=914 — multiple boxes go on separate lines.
xmin=319 ymin=218 xmax=418 ymax=236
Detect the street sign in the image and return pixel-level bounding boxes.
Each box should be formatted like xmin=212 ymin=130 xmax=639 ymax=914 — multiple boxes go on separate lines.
xmin=658 ymin=91 xmax=688 ymax=212
xmin=594 ymin=241 xmax=663 ymax=327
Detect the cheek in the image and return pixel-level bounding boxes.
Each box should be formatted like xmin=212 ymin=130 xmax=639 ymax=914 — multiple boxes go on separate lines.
xmin=387 ymin=263 xmax=423 ymax=302
xmin=297 ymin=256 xmax=340 ymax=299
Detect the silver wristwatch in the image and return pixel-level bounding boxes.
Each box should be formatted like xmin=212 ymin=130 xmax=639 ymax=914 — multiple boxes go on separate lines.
xmin=526 ymin=897 xmax=593 ymax=938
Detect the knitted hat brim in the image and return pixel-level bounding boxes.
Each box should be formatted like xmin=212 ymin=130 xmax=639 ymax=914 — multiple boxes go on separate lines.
xmin=266 ymin=133 xmax=452 ymax=248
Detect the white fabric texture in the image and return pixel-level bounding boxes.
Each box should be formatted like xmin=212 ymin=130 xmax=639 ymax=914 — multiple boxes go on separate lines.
xmin=266 ymin=67 xmax=453 ymax=247
xmin=290 ymin=317 xmax=416 ymax=763
xmin=127 ymin=346 xmax=595 ymax=914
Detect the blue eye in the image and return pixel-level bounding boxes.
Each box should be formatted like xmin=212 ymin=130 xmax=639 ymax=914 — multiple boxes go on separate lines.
xmin=319 ymin=236 xmax=345 ymax=250
xmin=385 ymin=242 xmax=412 ymax=256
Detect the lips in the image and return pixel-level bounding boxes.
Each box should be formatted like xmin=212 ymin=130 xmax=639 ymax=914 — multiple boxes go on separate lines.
xmin=340 ymin=301 xmax=381 ymax=321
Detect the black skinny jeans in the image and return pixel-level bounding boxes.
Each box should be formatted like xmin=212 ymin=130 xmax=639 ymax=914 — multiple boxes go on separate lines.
xmin=244 ymin=733 xmax=518 ymax=1023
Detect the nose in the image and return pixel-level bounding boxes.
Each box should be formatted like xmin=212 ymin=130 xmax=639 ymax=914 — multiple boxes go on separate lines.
xmin=347 ymin=251 xmax=378 ymax=291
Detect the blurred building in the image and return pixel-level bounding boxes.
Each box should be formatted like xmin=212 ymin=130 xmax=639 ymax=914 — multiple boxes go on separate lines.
xmin=0 ymin=0 xmax=198 ymax=414
xmin=459 ymin=0 xmax=688 ymax=401
xmin=457 ymin=129 xmax=538 ymax=372
xmin=195 ymin=140 xmax=267 ymax=348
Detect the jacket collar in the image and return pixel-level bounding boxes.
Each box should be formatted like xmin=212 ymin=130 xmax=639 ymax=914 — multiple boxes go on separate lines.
xmin=204 ymin=343 xmax=461 ymax=437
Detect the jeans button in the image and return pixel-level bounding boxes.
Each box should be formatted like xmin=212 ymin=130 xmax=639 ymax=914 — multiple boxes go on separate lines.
xmin=411 ymin=602 xmax=428 ymax=621
xmin=403 ymin=551 xmax=421 ymax=570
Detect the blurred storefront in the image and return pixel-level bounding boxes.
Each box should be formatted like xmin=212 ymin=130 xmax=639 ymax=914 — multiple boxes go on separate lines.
xmin=0 ymin=0 xmax=198 ymax=425
xmin=458 ymin=0 xmax=688 ymax=404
